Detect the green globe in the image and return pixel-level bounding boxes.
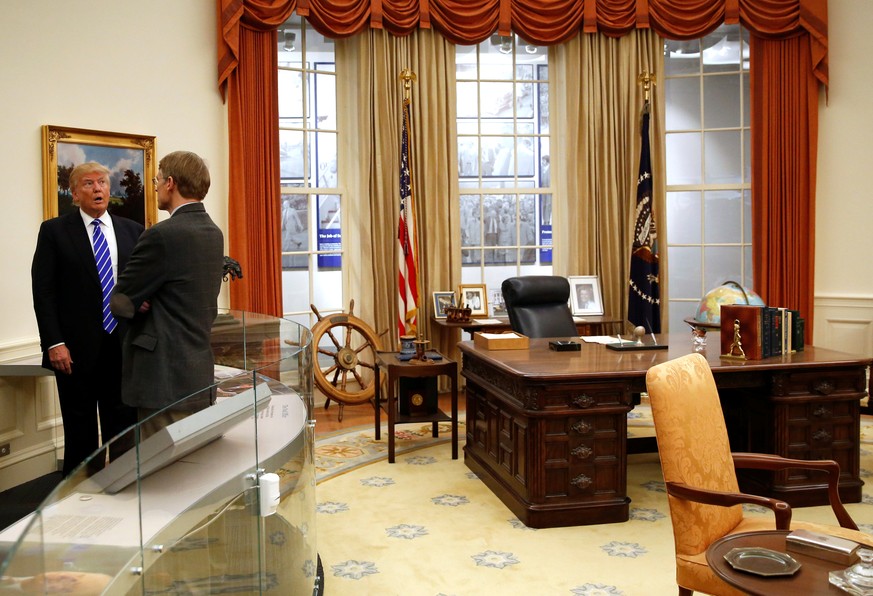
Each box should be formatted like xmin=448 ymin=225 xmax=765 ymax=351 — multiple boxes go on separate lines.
xmin=686 ymin=281 xmax=765 ymax=328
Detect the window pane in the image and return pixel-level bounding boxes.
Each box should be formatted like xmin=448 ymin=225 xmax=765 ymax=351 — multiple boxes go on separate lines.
xmin=315 ymin=132 xmax=337 ymax=188
xmin=456 ymin=55 xmax=477 ymax=80
xmin=667 ymin=246 xmax=702 ymax=298
xmin=460 ymin=194 xmax=482 ymax=248
xmin=704 ymin=131 xmax=741 ymax=184
xmin=515 ymin=79 xmax=534 ymax=118
xmin=704 ymin=74 xmax=740 ymax=128
xmin=704 ymin=190 xmax=742 ymax=243
xmin=517 ymin=137 xmax=536 ymax=177
xmin=279 ymin=130 xmax=305 ymax=181
xmin=481 ymin=82 xmax=515 ymax=117
xmin=666 ymin=191 xmax=701 ymax=244
xmin=704 ymin=246 xmax=743 ymax=289
xmin=278 ymin=70 xmax=304 ymax=119
xmin=666 ymin=132 xmax=702 ymax=185
xmin=459 ymin=138 xmax=480 ymax=178
xmin=314 ymin=72 xmax=336 ymax=129
xmin=665 ymin=77 xmax=701 ymax=130
xmin=282 ymin=269 xmax=311 ymax=311
xmin=457 ymin=82 xmax=478 ymax=118
xmin=664 ymin=39 xmax=701 ymax=76
xmin=282 ymin=194 xmax=309 ymax=269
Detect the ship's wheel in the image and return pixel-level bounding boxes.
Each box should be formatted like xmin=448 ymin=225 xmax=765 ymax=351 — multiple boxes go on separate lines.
xmin=310 ymin=300 xmax=384 ymax=421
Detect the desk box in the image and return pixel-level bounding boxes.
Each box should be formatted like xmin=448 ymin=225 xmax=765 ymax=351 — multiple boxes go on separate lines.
xmin=473 ymin=332 xmax=529 ymax=351
xmin=786 ymin=529 xmax=860 ymax=565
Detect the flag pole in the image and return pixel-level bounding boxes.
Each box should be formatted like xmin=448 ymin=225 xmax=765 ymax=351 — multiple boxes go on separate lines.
xmin=398 ymin=67 xmax=422 ymax=338
xmin=627 ymin=70 xmax=661 ymax=333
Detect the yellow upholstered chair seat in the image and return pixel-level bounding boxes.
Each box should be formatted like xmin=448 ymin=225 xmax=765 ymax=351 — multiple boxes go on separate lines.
xmin=645 ymin=352 xmax=873 ymax=596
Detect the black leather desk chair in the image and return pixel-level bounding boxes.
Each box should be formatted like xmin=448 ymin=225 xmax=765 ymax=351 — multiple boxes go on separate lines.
xmin=501 ymin=276 xmax=578 ymax=338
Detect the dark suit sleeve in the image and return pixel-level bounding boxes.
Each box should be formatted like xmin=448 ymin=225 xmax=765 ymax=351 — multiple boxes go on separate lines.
xmin=31 ymin=221 xmax=64 ymax=347
xmin=112 ymin=225 xmax=167 ymax=315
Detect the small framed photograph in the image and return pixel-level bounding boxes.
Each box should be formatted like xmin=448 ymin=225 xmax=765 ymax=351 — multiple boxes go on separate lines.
xmin=432 ymin=291 xmax=456 ymax=319
xmin=459 ymin=284 xmax=488 ymax=317
xmin=569 ymin=276 xmax=604 ymax=316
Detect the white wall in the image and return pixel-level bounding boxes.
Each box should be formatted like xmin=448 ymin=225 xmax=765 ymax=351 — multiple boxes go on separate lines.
xmin=814 ymin=0 xmax=873 ymax=353
xmin=0 ymin=0 xmax=227 ymax=487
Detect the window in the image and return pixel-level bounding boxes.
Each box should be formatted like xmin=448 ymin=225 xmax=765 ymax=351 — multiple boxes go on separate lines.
xmin=455 ymin=35 xmax=551 ymax=317
xmin=278 ymin=16 xmax=343 ymax=329
xmin=663 ymin=24 xmax=752 ymax=333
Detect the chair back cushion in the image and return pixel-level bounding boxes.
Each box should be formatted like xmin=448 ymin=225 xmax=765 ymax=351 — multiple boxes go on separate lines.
xmin=501 ymin=276 xmax=578 ymax=339
xmin=645 ymin=353 xmax=743 ymax=556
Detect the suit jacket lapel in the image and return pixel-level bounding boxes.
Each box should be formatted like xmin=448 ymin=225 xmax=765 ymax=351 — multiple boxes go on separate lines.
xmin=64 ymin=211 xmax=100 ymax=285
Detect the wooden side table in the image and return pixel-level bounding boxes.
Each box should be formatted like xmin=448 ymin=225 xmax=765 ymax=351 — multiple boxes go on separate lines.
xmin=374 ymin=351 xmax=458 ymax=463
xmin=706 ymin=530 xmax=848 ymax=595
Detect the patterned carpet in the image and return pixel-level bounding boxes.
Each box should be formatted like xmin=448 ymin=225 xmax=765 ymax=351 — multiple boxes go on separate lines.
xmin=314 ymin=410 xmax=873 ymax=596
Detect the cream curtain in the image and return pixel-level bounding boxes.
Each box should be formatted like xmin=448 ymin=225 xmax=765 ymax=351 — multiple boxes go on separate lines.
xmin=337 ymin=29 xmax=461 ymax=360
xmin=551 ymin=30 xmax=666 ymax=331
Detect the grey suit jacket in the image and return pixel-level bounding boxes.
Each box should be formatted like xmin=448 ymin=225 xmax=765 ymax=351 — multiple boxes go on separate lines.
xmin=111 ymin=202 xmax=224 ymax=410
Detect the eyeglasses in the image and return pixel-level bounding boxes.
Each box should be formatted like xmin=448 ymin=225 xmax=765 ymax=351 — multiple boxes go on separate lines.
xmin=153 ymin=175 xmax=167 ymax=187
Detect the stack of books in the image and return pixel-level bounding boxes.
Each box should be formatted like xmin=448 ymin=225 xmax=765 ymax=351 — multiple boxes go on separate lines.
xmin=719 ymin=304 xmax=805 ymax=360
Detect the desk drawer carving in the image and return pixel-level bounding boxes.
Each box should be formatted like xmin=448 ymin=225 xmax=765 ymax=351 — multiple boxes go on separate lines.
xmin=771 ymin=369 xmax=866 ymax=398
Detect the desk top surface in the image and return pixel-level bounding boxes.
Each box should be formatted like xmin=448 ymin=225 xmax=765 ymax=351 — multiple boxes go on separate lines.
xmin=458 ymin=333 xmax=873 ymax=381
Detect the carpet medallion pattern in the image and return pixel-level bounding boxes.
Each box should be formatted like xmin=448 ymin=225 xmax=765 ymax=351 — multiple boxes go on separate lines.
xmin=314 ymin=410 xmax=873 ymax=595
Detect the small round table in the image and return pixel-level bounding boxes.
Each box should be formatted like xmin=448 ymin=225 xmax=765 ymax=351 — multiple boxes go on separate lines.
xmin=706 ymin=530 xmax=848 ymax=595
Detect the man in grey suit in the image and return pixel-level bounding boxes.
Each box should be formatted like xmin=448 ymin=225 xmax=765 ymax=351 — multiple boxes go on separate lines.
xmin=111 ymin=151 xmax=224 ymax=438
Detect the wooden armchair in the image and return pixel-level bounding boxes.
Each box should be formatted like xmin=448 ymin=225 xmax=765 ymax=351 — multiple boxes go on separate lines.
xmin=645 ymin=352 xmax=872 ymax=596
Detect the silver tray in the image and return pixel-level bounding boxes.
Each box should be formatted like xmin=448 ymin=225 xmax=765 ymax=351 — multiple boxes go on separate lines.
xmin=724 ymin=547 xmax=801 ymax=577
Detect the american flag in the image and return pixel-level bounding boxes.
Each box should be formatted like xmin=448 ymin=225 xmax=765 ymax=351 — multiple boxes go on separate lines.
xmin=627 ymin=108 xmax=661 ymax=333
xmin=398 ymin=96 xmax=419 ymax=336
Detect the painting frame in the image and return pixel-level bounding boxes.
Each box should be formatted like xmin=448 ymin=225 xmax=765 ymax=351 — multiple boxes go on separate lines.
xmin=42 ymin=125 xmax=157 ymax=227
xmin=432 ymin=291 xmax=456 ymax=319
xmin=569 ymin=275 xmax=604 ymax=316
xmin=459 ymin=284 xmax=488 ymax=317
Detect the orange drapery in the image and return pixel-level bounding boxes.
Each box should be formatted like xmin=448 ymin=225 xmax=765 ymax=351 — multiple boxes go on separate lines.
xmin=216 ymin=0 xmax=827 ymax=335
xmin=751 ymin=33 xmax=819 ymax=340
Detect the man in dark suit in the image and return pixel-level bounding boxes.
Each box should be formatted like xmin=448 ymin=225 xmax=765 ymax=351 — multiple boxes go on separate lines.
xmin=111 ymin=151 xmax=224 ymax=438
xmin=31 ymin=162 xmax=143 ymax=476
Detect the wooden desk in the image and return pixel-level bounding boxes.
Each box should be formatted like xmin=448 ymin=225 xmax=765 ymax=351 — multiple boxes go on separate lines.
xmin=374 ymin=352 xmax=459 ymax=463
xmin=433 ymin=315 xmax=622 ymax=337
xmin=706 ymin=530 xmax=846 ymax=595
xmin=459 ymin=335 xmax=870 ymax=528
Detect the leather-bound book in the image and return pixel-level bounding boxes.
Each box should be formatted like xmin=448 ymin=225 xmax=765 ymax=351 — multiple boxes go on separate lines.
xmin=720 ymin=304 xmax=765 ymax=360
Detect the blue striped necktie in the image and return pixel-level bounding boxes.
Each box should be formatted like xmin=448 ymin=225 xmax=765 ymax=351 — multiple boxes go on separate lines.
xmin=91 ymin=220 xmax=117 ymax=334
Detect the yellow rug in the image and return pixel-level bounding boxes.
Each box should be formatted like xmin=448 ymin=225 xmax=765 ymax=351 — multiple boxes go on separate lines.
xmin=315 ymin=412 xmax=873 ymax=595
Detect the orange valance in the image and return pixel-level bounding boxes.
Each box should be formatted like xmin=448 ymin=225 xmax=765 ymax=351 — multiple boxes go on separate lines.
xmin=218 ymin=0 xmax=828 ymax=97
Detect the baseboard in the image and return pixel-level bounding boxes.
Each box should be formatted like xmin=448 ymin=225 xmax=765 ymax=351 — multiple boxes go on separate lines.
xmin=0 ymin=446 xmax=58 ymax=493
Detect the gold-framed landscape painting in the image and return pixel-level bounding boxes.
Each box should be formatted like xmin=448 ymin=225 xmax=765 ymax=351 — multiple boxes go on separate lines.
xmin=42 ymin=125 xmax=157 ymax=226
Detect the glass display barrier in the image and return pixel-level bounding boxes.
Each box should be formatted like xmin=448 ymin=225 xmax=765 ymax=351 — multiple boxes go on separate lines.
xmin=0 ymin=310 xmax=317 ymax=595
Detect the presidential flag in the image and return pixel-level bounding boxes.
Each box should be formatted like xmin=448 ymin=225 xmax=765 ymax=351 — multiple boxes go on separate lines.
xmin=627 ymin=108 xmax=661 ymax=333
xmin=397 ymin=95 xmax=420 ymax=336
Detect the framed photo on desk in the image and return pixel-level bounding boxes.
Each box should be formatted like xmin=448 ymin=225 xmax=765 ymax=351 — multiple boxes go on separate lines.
xmin=432 ymin=291 xmax=456 ymax=319
xmin=569 ymin=275 xmax=604 ymax=315
xmin=459 ymin=284 xmax=488 ymax=317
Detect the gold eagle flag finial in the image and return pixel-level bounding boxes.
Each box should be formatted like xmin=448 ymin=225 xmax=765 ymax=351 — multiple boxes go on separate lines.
xmin=638 ymin=71 xmax=656 ymax=112
xmin=400 ymin=68 xmax=417 ymax=101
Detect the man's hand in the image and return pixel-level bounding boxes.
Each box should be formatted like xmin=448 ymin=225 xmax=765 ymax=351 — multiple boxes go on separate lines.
xmin=48 ymin=344 xmax=73 ymax=375
xmin=138 ymin=300 xmax=151 ymax=314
